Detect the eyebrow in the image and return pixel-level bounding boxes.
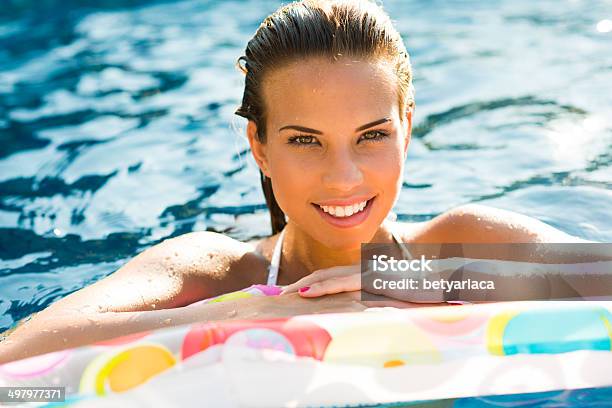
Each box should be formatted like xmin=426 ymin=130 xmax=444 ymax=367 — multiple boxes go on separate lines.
xmin=278 ymin=117 xmax=391 ymax=134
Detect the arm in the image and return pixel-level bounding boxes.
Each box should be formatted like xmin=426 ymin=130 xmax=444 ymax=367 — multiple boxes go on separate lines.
xmin=0 ymin=292 xmax=370 ymax=364
xmin=0 ymin=231 xmax=265 ymax=361
xmin=41 ymin=231 xmax=258 ymax=315
xmin=417 ymin=205 xmax=611 ymax=300
xmin=447 ymin=258 xmax=612 ymax=301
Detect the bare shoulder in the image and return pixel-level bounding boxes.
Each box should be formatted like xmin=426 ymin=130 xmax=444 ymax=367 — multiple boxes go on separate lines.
xmin=153 ymin=231 xmax=272 ymax=292
xmin=156 ymin=230 xmax=255 ymax=270
xmin=394 ymin=204 xmax=582 ymax=243
xmin=94 ymin=231 xmax=270 ymax=309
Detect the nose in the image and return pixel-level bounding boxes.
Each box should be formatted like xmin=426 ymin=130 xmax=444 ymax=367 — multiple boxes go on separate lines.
xmin=321 ymin=148 xmax=364 ymax=192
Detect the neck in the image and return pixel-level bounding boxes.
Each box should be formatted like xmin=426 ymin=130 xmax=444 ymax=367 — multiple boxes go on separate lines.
xmin=279 ymin=220 xmax=395 ymax=283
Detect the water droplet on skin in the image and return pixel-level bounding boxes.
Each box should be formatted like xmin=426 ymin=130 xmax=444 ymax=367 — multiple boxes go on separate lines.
xmin=80 ymin=305 xmax=95 ymax=314
xmin=485 ymin=225 xmax=493 ymax=230
xmin=228 ymin=310 xmax=237 ymax=318
xmin=62 ymin=338 xmax=68 ymax=343
xmin=151 ymin=304 xmax=156 ymax=309
xmin=52 ymin=330 xmax=58 ymax=334
xmin=163 ymin=318 xmax=172 ymax=325
xmin=477 ymin=217 xmax=482 ymax=221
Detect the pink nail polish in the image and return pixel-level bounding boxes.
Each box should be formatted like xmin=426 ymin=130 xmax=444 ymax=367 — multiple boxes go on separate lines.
xmin=299 ymin=286 xmax=310 ymax=293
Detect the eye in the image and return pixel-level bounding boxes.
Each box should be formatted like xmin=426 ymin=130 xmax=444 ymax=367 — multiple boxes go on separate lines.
xmin=287 ymin=134 xmax=320 ymax=147
xmin=358 ymin=130 xmax=389 ymax=143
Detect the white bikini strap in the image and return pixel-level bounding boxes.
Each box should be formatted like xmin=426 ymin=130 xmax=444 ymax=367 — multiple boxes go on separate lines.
xmin=389 ymin=222 xmax=413 ymax=259
xmin=267 ymin=228 xmax=286 ymax=286
xmin=268 ymin=224 xmax=407 ymax=286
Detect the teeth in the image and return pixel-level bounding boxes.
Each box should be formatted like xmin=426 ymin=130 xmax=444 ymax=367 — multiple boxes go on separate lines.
xmin=319 ymin=200 xmax=369 ymax=218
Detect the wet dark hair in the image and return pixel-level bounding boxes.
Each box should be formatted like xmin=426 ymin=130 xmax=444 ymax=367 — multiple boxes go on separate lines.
xmin=234 ymin=0 xmax=414 ymax=235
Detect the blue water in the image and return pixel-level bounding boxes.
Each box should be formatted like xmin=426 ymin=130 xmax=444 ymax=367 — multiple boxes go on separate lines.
xmin=0 ymin=0 xmax=610 ymax=350
xmin=403 ymin=385 xmax=612 ymax=407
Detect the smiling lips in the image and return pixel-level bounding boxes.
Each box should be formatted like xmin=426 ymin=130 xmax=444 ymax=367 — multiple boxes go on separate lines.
xmin=312 ymin=196 xmax=376 ymax=228
xmin=318 ymin=200 xmax=368 ymax=217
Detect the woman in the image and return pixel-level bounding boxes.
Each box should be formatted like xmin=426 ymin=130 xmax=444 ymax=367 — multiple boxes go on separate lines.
xmin=0 ymin=0 xmax=594 ymax=364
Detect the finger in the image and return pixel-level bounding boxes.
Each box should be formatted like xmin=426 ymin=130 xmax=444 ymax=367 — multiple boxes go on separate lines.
xmin=281 ymin=265 xmax=355 ymax=294
xmin=298 ymin=275 xmax=361 ymax=297
xmin=280 ymin=277 xmax=318 ymax=295
xmin=283 ymin=266 xmax=349 ymax=293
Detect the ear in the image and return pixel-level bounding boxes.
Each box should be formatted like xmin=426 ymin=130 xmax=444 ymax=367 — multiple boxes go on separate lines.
xmin=403 ymin=106 xmax=413 ymax=160
xmin=247 ymin=120 xmax=271 ymax=178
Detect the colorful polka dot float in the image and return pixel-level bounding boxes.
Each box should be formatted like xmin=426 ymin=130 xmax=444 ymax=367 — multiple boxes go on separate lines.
xmin=79 ymin=344 xmax=176 ymax=395
xmin=1 ymin=284 xmax=611 ymax=406
xmin=0 ymin=349 xmax=72 ymax=379
xmin=487 ymin=305 xmax=612 ymax=356
xmin=181 ymin=317 xmax=331 ymax=360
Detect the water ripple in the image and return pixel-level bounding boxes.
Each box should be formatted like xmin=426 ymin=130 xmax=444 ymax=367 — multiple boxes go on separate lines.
xmin=1 ymin=0 xmax=611 ymax=331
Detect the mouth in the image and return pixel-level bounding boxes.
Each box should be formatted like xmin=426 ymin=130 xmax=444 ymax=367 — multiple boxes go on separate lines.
xmin=311 ymin=196 xmax=376 ymax=228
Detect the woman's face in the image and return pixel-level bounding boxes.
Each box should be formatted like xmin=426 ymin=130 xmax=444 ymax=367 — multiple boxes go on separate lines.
xmin=249 ymin=57 xmax=412 ymax=250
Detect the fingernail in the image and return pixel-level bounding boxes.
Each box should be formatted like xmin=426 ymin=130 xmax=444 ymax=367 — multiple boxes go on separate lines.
xmin=298 ymin=286 xmax=310 ymax=293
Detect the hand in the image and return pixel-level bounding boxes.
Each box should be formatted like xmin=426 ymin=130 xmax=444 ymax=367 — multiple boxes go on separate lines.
xmin=281 ymin=262 xmax=449 ymax=304
xmin=281 ymin=264 xmax=361 ymax=297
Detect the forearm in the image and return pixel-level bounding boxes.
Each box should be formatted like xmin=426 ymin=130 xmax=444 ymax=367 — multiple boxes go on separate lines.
xmin=449 ymin=259 xmax=612 ymax=301
xmin=0 ymin=299 xmax=252 ymax=364
xmin=368 ymin=257 xmax=612 ymax=302
xmin=0 ymin=292 xmax=370 ymax=364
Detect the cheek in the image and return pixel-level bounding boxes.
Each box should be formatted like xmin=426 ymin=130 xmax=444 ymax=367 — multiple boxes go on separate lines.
xmin=267 ymin=152 xmax=316 ymax=207
xmin=364 ymin=147 xmax=405 ymax=211
xmin=367 ymin=146 xmax=404 ymax=183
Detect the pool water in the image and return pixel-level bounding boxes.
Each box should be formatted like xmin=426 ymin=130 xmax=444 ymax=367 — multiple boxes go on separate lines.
xmin=0 ymin=0 xmax=611 ymax=336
